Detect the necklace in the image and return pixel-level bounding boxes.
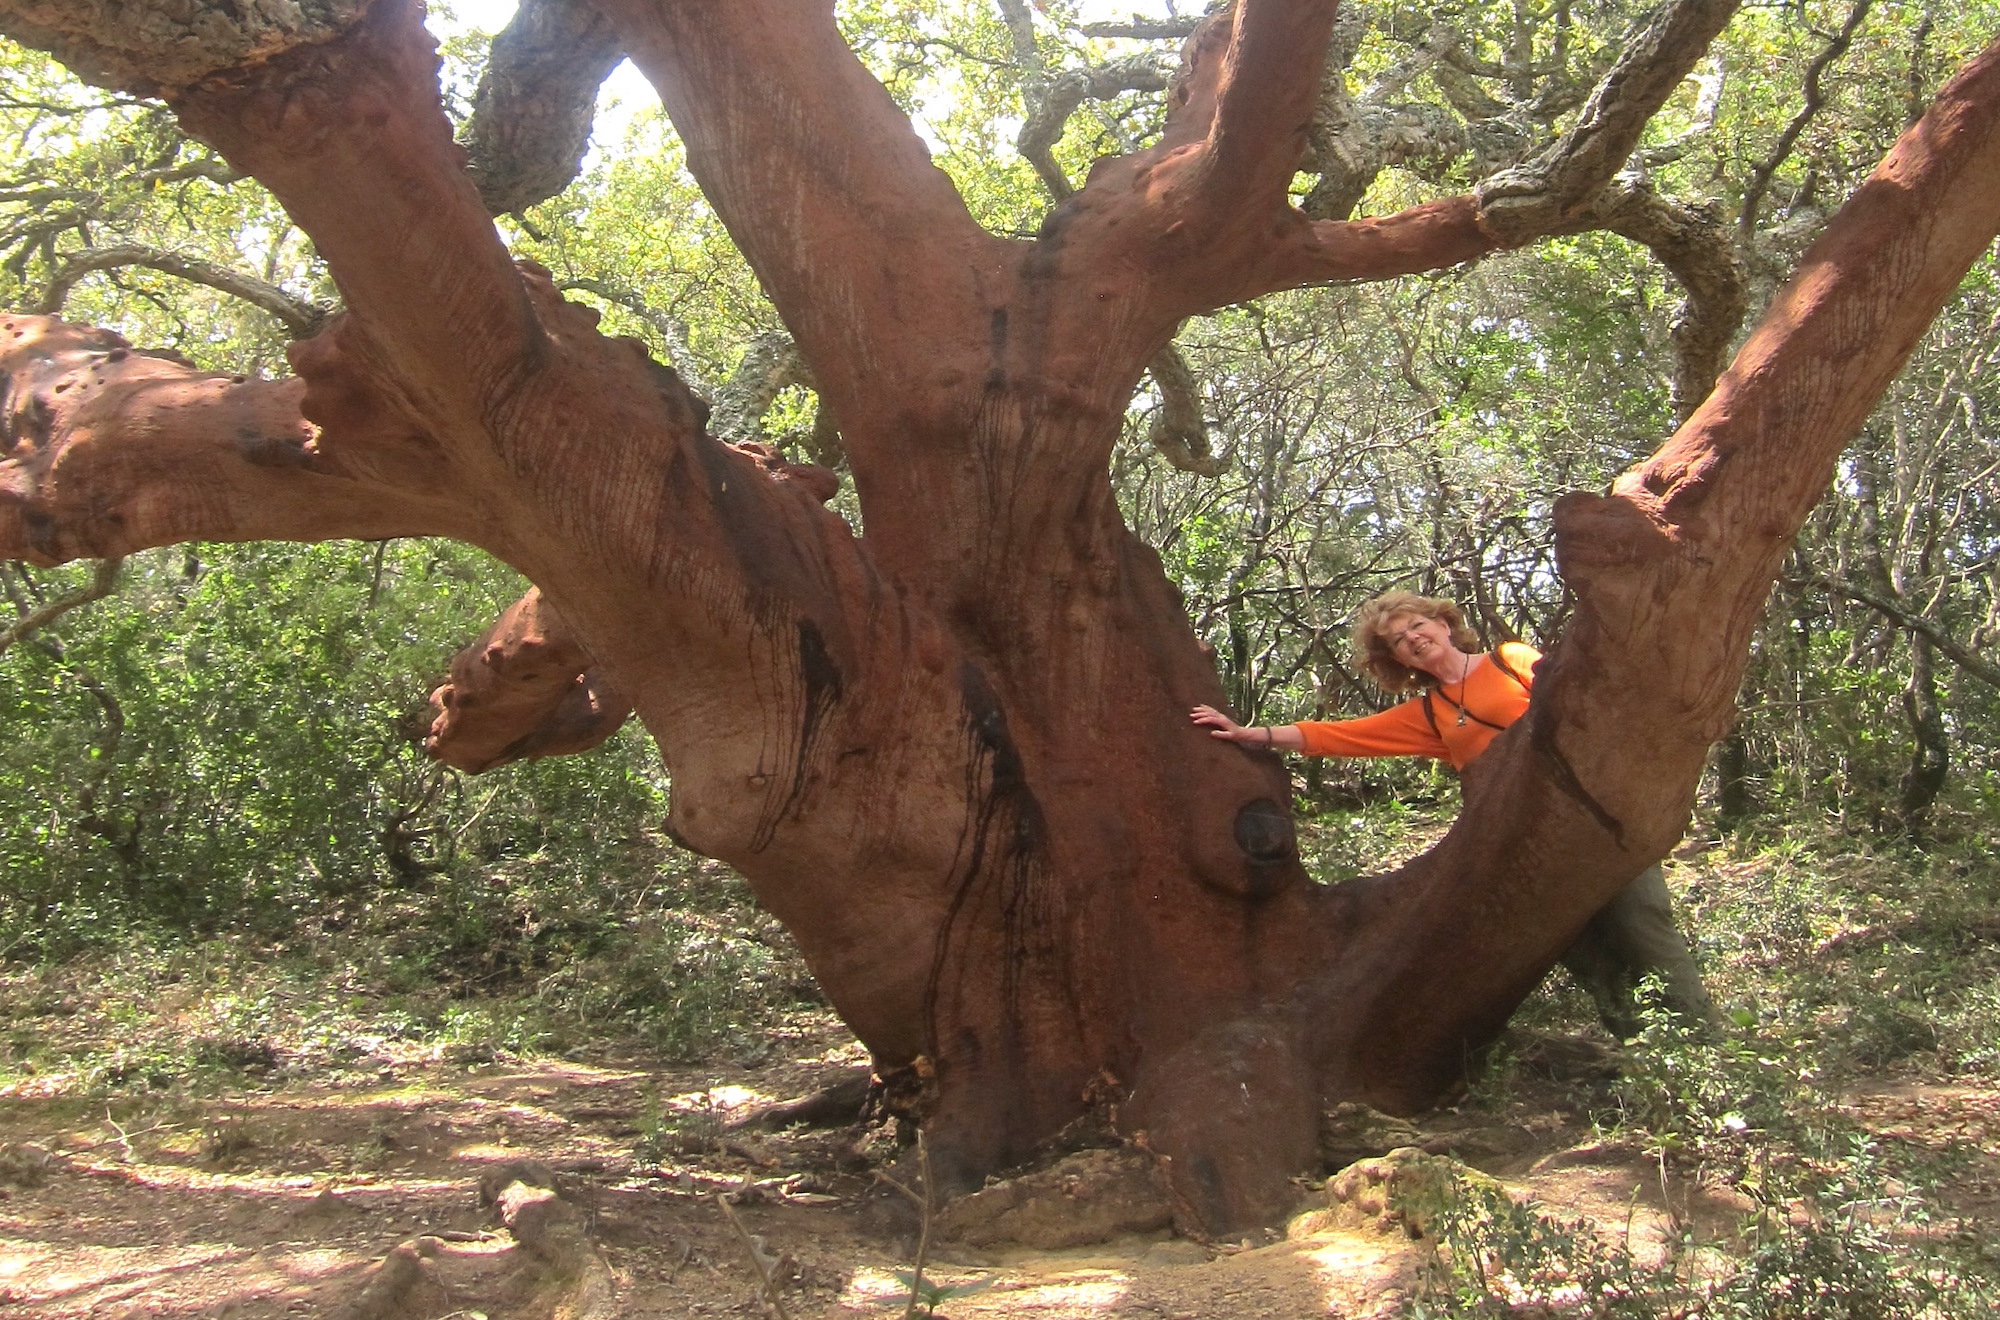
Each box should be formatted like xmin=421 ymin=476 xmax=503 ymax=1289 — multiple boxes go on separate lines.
xmin=1436 ymin=656 xmax=1475 ymax=727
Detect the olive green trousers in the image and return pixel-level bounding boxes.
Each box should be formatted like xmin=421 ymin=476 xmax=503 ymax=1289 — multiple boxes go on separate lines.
xmin=1559 ymin=864 xmax=1717 ymax=1038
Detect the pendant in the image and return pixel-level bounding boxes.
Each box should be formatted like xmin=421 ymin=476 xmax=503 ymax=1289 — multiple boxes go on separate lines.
xmin=1455 ymin=709 xmax=1467 ymax=727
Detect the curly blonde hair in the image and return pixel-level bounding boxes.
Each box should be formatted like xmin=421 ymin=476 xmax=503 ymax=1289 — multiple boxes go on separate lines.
xmin=1351 ymin=591 xmax=1480 ymax=692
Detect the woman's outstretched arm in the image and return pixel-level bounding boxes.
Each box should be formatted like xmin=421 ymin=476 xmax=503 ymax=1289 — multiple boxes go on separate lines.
xmin=1189 ymin=705 xmax=1308 ymax=750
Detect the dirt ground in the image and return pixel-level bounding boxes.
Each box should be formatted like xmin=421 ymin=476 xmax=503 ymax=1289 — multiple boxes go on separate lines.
xmin=3 ymin=1014 xmax=1996 ymax=1320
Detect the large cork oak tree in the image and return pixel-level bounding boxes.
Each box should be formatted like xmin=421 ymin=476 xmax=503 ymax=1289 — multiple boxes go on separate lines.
xmin=4 ymin=0 xmax=1999 ymax=1232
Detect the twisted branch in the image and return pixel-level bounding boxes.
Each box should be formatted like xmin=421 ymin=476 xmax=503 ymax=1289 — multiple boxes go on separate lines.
xmin=37 ymin=244 xmax=330 ymax=337
xmin=0 ymin=556 xmax=122 ymax=660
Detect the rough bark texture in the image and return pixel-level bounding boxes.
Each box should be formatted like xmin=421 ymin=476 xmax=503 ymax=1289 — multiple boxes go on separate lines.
xmin=5 ymin=0 xmax=2000 ymax=1236
xmin=461 ymin=0 xmax=625 ymax=216
xmin=0 ymin=0 xmax=376 ymax=97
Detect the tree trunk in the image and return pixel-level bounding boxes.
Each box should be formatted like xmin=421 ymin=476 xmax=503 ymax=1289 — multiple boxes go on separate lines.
xmin=1713 ymin=729 xmax=1759 ymax=833
xmin=5 ymin=0 xmax=2000 ymax=1234
xmin=1899 ymin=630 xmax=1949 ymax=835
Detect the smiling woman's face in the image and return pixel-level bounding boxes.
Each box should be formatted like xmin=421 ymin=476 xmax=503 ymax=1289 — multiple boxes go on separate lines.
xmin=1380 ymin=611 xmax=1454 ymax=671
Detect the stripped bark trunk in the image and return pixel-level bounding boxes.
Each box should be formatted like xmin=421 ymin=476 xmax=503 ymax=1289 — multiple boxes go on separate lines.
xmin=4 ymin=0 xmax=1999 ymax=1233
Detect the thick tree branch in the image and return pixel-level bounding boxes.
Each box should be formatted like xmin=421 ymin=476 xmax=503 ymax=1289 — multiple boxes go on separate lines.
xmin=426 ymin=587 xmax=633 ymax=773
xmin=1576 ymin=176 xmax=1747 ymax=419
xmin=166 ymin=0 xmax=548 ymax=452
xmin=1172 ymin=0 xmax=1341 ymax=227
xmin=1249 ymin=0 xmax=1744 ymax=298
xmin=0 ymin=0 xmax=371 ymax=97
xmin=1302 ymin=98 xmax=1468 ymax=222
xmin=994 ymin=0 xmax=1041 ymax=72
xmin=991 ymin=14 xmax=1218 ymax=478
xmin=598 ymin=0 xmax=999 ymax=394
xmin=1541 ymin=35 xmax=2000 ymax=852
xmin=1595 ymin=39 xmax=2000 ymax=582
xmin=1143 ymin=343 xmax=1223 ymax=477
xmin=462 ymin=0 xmax=626 ymax=217
xmin=708 ymin=331 xmax=812 ymax=445
xmin=1046 ymin=2 xmax=1341 ymax=326
xmin=37 ymin=244 xmax=331 ymax=338
xmin=1475 ymin=0 xmax=1743 ymax=241
xmin=1329 ymin=32 xmax=2000 ymax=1107
xmin=0 ymin=315 xmax=466 ymax=566
xmin=1259 ymin=195 xmax=1501 ymax=287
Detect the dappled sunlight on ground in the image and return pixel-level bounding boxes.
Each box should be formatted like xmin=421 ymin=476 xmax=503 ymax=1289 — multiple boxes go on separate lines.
xmin=0 ymin=987 xmax=1995 ymax=1317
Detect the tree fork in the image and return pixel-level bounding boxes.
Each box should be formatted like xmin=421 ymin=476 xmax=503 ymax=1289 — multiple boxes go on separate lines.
xmin=1315 ymin=32 xmax=2000 ymax=1109
xmin=5 ymin=0 xmax=2000 ymax=1242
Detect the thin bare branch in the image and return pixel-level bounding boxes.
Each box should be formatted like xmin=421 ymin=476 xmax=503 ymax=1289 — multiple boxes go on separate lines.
xmin=1735 ymin=0 xmax=1874 ymax=241
xmin=1803 ymin=572 xmax=2000 ymax=688
xmin=715 ymin=1193 xmax=795 ymax=1320
xmin=1080 ymin=19 xmax=1203 ymax=41
xmin=37 ymin=245 xmax=330 ymax=337
xmin=0 ymin=555 xmax=121 ymax=660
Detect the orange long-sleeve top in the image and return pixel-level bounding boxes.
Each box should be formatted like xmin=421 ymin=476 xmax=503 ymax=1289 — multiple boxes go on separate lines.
xmin=1293 ymin=641 xmax=1540 ymax=770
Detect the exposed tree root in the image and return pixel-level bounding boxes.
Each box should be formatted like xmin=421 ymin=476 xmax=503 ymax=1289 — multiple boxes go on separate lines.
xmin=727 ymin=1069 xmax=873 ymax=1132
xmin=329 ymin=1237 xmax=454 ymax=1320
xmin=324 ymin=1160 xmax=619 ymax=1320
xmin=934 ymin=1148 xmax=1173 ymax=1251
xmin=485 ymin=1161 xmax=620 ymax=1320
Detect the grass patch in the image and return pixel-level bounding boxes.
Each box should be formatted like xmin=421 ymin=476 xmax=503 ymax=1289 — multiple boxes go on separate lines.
xmin=0 ymin=871 xmax=815 ymax=1099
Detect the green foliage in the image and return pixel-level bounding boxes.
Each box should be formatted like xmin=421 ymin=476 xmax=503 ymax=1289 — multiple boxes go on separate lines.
xmin=0 ymin=881 xmax=812 ymax=1099
xmin=0 ymin=540 xmax=812 ymax=1061
xmin=0 ymin=47 xmax=315 ymax=368
xmin=1409 ymin=1160 xmax=1997 ymax=1318
xmin=1677 ymin=830 xmax=2000 ymax=1083
xmin=1400 ymin=821 xmax=2000 ymax=1317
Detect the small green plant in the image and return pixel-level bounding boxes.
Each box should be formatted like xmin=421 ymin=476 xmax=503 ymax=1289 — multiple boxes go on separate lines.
xmin=882 ymin=1269 xmax=994 ymax=1318
xmin=872 ymin=1130 xmax=994 ymax=1320
xmin=1406 ymin=1174 xmax=1672 ymax=1318
xmin=635 ymin=1087 xmax=723 ymax=1165
xmin=1406 ymin=1161 xmax=1997 ymax=1319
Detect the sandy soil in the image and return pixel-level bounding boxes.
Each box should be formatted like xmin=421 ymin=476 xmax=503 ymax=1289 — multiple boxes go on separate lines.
xmin=2 ymin=1016 xmax=1995 ymax=1319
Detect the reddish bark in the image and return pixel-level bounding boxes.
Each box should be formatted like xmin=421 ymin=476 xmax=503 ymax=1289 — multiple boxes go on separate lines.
xmin=0 ymin=316 xmax=459 ymax=563
xmin=426 ymin=588 xmax=632 ymax=774
xmin=1318 ymin=35 xmax=2000 ymax=1110
xmin=4 ymin=0 xmax=1999 ymax=1234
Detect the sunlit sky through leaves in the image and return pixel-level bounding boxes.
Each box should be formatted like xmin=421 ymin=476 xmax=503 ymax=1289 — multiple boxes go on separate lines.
xmin=430 ymin=1 xmax=1182 ymax=154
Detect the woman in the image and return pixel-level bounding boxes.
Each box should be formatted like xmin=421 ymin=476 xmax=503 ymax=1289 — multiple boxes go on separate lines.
xmin=1191 ymin=590 xmax=1714 ymax=1038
